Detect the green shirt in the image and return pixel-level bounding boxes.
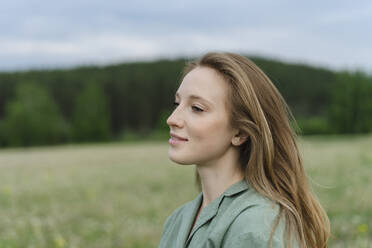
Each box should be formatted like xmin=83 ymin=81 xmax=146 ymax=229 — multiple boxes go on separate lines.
xmin=159 ymin=179 xmax=295 ymax=248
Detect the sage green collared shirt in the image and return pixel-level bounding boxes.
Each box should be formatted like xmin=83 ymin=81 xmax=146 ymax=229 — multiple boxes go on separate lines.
xmin=159 ymin=179 xmax=295 ymax=248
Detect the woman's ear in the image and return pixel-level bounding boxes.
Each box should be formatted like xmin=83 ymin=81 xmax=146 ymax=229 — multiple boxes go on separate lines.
xmin=232 ymin=130 xmax=248 ymax=146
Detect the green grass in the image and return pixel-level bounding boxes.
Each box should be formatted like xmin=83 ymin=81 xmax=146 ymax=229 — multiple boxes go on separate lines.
xmin=0 ymin=135 xmax=371 ymax=247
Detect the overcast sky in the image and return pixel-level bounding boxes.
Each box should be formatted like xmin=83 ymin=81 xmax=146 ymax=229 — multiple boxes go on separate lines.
xmin=1 ymin=0 xmax=371 ymax=72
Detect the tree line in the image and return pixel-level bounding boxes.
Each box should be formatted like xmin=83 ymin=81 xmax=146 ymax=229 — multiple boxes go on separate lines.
xmin=0 ymin=56 xmax=371 ymax=147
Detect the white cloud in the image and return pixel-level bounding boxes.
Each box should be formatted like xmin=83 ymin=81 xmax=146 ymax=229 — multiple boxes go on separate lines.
xmin=0 ymin=0 xmax=371 ymax=72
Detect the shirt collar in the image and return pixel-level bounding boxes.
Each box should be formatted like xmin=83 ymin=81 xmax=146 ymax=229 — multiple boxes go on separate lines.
xmin=184 ymin=178 xmax=250 ymax=246
xmin=223 ymin=178 xmax=250 ymax=197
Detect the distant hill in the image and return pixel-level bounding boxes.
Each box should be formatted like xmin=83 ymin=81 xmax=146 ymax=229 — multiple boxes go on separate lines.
xmin=0 ymin=55 xmax=371 ymax=147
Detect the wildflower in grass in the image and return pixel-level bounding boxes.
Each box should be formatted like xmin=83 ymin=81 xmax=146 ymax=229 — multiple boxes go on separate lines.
xmin=54 ymin=236 xmax=66 ymax=248
xmin=357 ymin=223 xmax=368 ymax=233
xmin=2 ymin=186 xmax=11 ymax=197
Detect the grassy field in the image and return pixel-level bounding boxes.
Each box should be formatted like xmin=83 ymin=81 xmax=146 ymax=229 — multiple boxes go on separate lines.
xmin=0 ymin=134 xmax=371 ymax=248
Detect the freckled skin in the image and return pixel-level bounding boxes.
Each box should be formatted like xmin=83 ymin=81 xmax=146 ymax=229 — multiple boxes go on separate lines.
xmin=166 ymin=66 xmax=237 ymax=167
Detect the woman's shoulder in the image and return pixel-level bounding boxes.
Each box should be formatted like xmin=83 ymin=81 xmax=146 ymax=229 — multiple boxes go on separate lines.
xmin=232 ymin=189 xmax=282 ymax=232
xmin=221 ymin=188 xmax=288 ymax=247
xmin=162 ymin=202 xmax=187 ymax=228
xmin=160 ymin=193 xmax=201 ymax=235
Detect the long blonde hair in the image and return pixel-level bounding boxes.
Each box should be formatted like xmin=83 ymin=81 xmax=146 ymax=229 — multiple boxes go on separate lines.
xmin=181 ymin=52 xmax=330 ymax=248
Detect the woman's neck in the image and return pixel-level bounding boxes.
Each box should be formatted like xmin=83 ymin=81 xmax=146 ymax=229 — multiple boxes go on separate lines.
xmin=196 ymin=154 xmax=244 ymax=208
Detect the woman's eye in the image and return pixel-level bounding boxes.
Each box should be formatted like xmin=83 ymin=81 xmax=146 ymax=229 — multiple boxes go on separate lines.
xmin=173 ymin=102 xmax=203 ymax=112
xmin=192 ymin=106 xmax=203 ymax=112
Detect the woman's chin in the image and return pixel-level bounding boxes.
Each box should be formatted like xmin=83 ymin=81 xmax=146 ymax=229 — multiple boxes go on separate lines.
xmin=168 ymin=150 xmax=192 ymax=165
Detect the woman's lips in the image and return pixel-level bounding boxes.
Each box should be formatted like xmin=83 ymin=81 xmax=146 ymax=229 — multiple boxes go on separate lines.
xmin=169 ymin=136 xmax=188 ymax=145
xmin=169 ymin=134 xmax=188 ymax=145
xmin=170 ymin=132 xmax=188 ymax=141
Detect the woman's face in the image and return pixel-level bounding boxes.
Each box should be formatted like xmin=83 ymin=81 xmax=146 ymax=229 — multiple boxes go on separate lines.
xmin=167 ymin=66 xmax=237 ymax=166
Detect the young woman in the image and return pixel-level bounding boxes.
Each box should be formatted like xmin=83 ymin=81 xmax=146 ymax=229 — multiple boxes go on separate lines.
xmin=158 ymin=52 xmax=330 ymax=248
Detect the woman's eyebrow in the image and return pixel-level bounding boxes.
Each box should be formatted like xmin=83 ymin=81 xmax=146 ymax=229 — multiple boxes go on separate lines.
xmin=175 ymin=92 xmax=213 ymax=105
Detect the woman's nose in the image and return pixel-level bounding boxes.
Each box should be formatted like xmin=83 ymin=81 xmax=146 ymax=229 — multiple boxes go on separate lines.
xmin=166 ymin=109 xmax=183 ymax=127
